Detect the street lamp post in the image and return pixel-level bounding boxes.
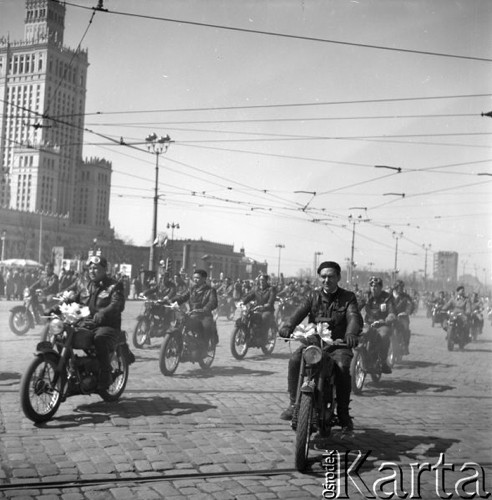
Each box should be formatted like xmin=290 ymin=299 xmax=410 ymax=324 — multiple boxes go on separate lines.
xmin=1 ymin=230 xmax=6 ymax=261
xmin=422 ymin=243 xmax=432 ymax=287
xmin=166 ymin=222 xmax=180 ymax=274
xmin=275 ymin=244 xmax=285 ymax=280
xmin=347 ymin=210 xmax=369 ymax=285
xmin=392 ymin=231 xmax=404 ymax=282
xmin=145 ymin=133 xmax=171 ymax=273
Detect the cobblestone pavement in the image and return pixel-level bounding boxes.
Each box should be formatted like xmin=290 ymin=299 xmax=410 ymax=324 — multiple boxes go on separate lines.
xmin=0 ymin=299 xmax=491 ymax=499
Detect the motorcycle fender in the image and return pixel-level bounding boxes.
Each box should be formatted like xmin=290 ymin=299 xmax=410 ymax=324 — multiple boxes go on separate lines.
xmin=300 ymin=379 xmax=316 ymax=394
xmin=34 ymin=347 xmax=61 ymax=364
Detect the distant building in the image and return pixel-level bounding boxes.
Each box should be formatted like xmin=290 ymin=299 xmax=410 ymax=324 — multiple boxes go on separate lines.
xmin=433 ymin=251 xmax=458 ymax=283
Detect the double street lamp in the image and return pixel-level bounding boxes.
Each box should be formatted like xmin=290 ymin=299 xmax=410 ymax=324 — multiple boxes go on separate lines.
xmin=145 ymin=133 xmax=171 ymax=273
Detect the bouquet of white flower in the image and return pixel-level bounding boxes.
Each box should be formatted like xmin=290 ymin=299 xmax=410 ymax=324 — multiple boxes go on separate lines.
xmin=59 ymin=302 xmax=91 ymax=324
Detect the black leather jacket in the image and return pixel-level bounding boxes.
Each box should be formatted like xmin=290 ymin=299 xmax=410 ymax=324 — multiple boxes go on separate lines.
xmin=75 ymin=276 xmax=126 ymax=329
xmin=176 ymin=283 xmax=218 ymax=316
xmin=284 ymin=287 xmax=363 ymax=341
xmin=242 ymin=285 xmax=277 ymax=312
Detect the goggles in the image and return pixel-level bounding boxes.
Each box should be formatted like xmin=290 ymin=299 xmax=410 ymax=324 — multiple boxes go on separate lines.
xmin=86 ymin=255 xmax=107 ymax=268
xmin=369 ymin=276 xmax=383 ymax=286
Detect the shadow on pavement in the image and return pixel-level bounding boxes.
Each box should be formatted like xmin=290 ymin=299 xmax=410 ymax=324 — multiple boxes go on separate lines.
xmin=36 ymin=396 xmax=216 ymax=429
xmin=306 ymin=427 xmax=460 ymax=474
xmin=0 ymin=371 xmax=21 ymax=384
xmin=172 ymin=365 xmax=276 ymax=379
xmin=361 ymin=379 xmax=454 ymax=396
xmin=394 ymin=360 xmax=455 ymax=370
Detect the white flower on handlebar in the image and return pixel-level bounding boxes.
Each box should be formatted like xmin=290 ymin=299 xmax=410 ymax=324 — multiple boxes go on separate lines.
xmin=59 ymin=302 xmax=90 ymax=323
xmin=292 ymin=322 xmax=334 ymax=344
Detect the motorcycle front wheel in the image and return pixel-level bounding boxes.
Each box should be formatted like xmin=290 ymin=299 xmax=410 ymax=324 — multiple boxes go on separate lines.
xmin=20 ymin=355 xmax=64 ymax=423
xmin=446 ymin=330 xmax=454 ymax=351
xmin=9 ymin=307 xmax=31 ymax=336
xmin=99 ymin=347 xmax=129 ymax=402
xmin=295 ymin=393 xmax=313 ymax=473
xmin=230 ymin=325 xmax=249 ymax=360
xmin=350 ymin=350 xmax=366 ymax=395
xmin=261 ymin=325 xmax=277 ymax=356
xmin=133 ymin=317 xmax=152 ymax=349
xmin=387 ymin=338 xmax=395 ymax=369
xmin=198 ymin=337 xmax=216 ymax=370
xmin=159 ymin=333 xmax=181 ymax=376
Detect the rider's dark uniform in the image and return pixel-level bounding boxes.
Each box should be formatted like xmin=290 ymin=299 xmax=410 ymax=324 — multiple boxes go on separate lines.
xmin=175 ymin=281 xmax=218 ymax=344
xmin=75 ymin=275 xmax=126 ymax=384
xmin=281 ymin=286 xmax=363 ymax=428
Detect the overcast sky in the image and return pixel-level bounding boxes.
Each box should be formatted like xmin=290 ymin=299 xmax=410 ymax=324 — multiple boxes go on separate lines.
xmin=2 ymin=0 xmax=491 ymax=282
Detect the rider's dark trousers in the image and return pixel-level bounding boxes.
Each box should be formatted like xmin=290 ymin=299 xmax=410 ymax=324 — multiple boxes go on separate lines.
xmin=396 ymin=316 xmax=410 ymax=348
xmin=187 ymin=313 xmax=217 ymax=342
xmin=287 ymin=346 xmax=353 ymax=422
xmin=93 ymin=326 xmax=119 ymax=373
xmin=252 ymin=311 xmax=274 ymax=341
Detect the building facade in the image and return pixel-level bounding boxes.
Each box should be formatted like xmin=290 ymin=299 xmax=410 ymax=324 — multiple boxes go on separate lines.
xmin=433 ymin=251 xmax=459 ymax=284
xmin=0 ymin=0 xmax=113 ymax=259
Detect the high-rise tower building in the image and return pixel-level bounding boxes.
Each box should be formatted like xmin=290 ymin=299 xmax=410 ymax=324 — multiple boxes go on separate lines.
xmin=0 ymin=0 xmax=102 ymax=218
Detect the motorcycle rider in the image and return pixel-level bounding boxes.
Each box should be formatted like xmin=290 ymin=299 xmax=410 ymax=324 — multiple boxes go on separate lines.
xmin=216 ymin=277 xmax=235 ymax=316
xmin=172 ymin=269 xmax=219 ymax=345
xmin=68 ymin=255 xmax=126 ymax=390
xmin=240 ymin=273 xmax=277 ymax=344
xmin=359 ymin=276 xmax=396 ymax=374
xmin=29 ymin=262 xmax=60 ymax=315
xmin=144 ymin=271 xmax=177 ymax=302
xmin=442 ymin=286 xmax=471 ymax=339
xmin=278 ymin=261 xmax=363 ymax=435
xmin=391 ymin=280 xmax=414 ymax=354
xmin=30 ymin=262 xmax=59 ymax=300
xmin=469 ymin=291 xmax=484 ymax=336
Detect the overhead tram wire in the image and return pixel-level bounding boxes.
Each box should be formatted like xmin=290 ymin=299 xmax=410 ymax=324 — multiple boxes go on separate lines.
xmin=83 ymin=112 xmax=486 ymax=127
xmin=61 ymin=1 xmax=492 ymax=63
xmin=67 ymin=93 xmax=492 ymax=118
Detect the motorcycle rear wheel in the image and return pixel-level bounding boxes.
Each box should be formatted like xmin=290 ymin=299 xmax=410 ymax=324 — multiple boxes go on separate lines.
xmin=159 ymin=333 xmax=181 ymax=376
xmin=133 ymin=317 xmax=151 ymax=349
xmin=20 ymin=355 xmax=64 ymax=423
xmin=295 ymin=393 xmax=313 ymax=473
xmin=198 ymin=337 xmax=216 ymax=370
xmin=9 ymin=307 xmax=31 ymax=336
xmin=99 ymin=347 xmax=129 ymax=402
xmin=230 ymin=325 xmax=249 ymax=360
xmin=350 ymin=350 xmax=366 ymax=395
xmin=261 ymin=325 xmax=277 ymax=356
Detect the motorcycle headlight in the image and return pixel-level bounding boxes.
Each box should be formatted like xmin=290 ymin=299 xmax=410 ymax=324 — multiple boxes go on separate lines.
xmin=303 ymin=345 xmax=322 ymax=365
xmin=23 ymin=288 xmax=31 ymax=299
xmin=49 ymin=318 xmax=64 ymax=335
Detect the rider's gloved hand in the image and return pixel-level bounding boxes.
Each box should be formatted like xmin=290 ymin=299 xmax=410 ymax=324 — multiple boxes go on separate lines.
xmin=345 ymin=333 xmax=359 ymax=348
xmin=279 ymin=325 xmax=292 ymax=339
xmin=386 ymin=313 xmax=396 ymax=322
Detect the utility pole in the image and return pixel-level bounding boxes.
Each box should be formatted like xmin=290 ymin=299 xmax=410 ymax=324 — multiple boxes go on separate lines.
xmin=275 ymin=244 xmax=285 ymax=281
xmin=423 ymin=244 xmax=431 ymax=288
xmin=145 ymin=133 xmax=171 ymax=273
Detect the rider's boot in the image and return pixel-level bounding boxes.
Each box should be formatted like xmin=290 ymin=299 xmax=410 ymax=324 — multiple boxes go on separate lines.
xmin=280 ymin=367 xmax=297 ymax=420
xmin=94 ymin=336 xmax=113 ymax=390
xmin=336 ymin=376 xmax=354 ymax=435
